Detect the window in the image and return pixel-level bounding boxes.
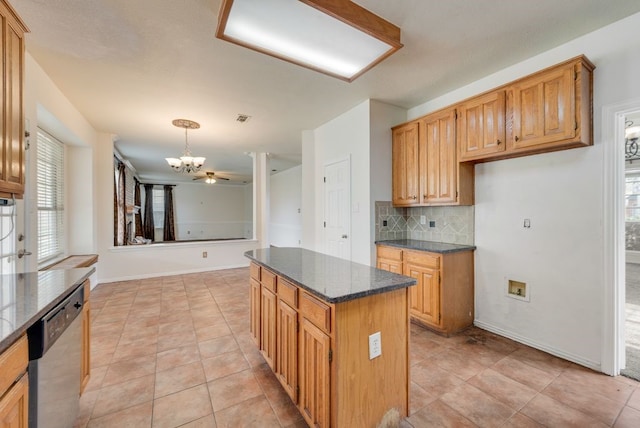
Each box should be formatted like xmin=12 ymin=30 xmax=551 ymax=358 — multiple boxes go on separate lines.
xmin=37 ymin=130 xmax=65 ymax=264
xmin=626 ymin=172 xmax=640 ymax=222
xmin=153 ymin=187 xmax=164 ymax=229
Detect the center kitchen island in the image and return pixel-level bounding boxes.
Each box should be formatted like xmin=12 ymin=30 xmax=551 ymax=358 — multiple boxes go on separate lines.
xmin=245 ymin=247 xmax=417 ymax=428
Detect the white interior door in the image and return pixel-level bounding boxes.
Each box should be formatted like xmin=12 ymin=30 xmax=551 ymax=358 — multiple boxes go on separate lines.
xmin=323 ymin=158 xmax=351 ymax=260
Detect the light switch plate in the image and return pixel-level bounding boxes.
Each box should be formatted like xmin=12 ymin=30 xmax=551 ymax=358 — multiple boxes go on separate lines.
xmin=369 ymin=331 xmax=382 ymax=360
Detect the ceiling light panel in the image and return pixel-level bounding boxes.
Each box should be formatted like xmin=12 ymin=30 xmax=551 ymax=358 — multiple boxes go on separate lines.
xmin=217 ymin=0 xmax=402 ymax=82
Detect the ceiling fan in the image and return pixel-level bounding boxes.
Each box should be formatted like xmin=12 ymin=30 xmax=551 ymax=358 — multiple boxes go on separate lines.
xmin=192 ymin=171 xmax=230 ymax=184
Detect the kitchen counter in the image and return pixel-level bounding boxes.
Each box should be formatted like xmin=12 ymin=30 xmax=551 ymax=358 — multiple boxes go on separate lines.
xmin=0 ymin=268 xmax=94 ymax=353
xmin=244 ymin=247 xmax=416 ymax=303
xmin=375 ymin=239 xmax=476 ymax=253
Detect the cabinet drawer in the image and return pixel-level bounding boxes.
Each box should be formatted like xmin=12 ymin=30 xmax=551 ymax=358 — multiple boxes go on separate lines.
xmin=278 ymin=278 xmax=298 ymax=308
xmin=405 ymin=251 xmax=440 ymax=269
xmin=0 ymin=335 xmax=28 ymax=397
xmin=262 ymin=269 xmax=277 ymax=293
xmin=300 ymin=292 xmax=331 ymax=334
xmin=250 ymin=262 xmax=261 ymax=281
xmin=377 ymin=245 xmax=402 ymax=261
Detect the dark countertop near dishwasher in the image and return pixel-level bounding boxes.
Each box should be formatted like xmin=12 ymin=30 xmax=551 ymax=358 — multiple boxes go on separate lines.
xmin=0 ymin=267 xmax=94 ymax=354
xmin=244 ymin=247 xmax=416 ymax=304
xmin=375 ymin=239 xmax=476 ymax=254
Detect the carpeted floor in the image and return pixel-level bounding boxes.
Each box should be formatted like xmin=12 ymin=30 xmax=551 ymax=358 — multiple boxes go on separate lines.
xmin=622 ymin=263 xmax=640 ymax=380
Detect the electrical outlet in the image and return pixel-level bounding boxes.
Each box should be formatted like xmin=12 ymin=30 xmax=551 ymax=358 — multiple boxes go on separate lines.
xmin=369 ymin=332 xmax=382 ymax=360
xmin=202 ymin=251 xmax=208 ymax=258
xmin=429 ymin=221 xmax=436 ymax=228
xmin=382 ymin=220 xmax=388 ymax=227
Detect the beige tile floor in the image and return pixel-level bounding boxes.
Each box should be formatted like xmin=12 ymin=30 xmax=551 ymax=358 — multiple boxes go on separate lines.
xmin=74 ymin=267 xmax=640 ymax=427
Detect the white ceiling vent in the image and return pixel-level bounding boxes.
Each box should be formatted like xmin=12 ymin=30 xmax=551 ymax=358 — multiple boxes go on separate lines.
xmin=236 ymin=114 xmax=251 ymax=123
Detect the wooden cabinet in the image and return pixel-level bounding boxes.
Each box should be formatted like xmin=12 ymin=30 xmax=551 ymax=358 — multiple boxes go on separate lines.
xmin=458 ymin=90 xmax=506 ymax=161
xmin=0 ymin=335 xmax=28 ymax=428
xmin=419 ymin=107 xmax=464 ymax=205
xmin=80 ymin=280 xmax=91 ymax=395
xmin=392 ymin=122 xmax=419 ymax=206
xmin=376 ymin=245 xmax=402 ymax=274
xmin=508 ymin=58 xmax=593 ymax=155
xmin=392 ymin=108 xmax=474 ymax=207
xmin=249 ymin=263 xmax=261 ymax=346
xmin=299 ymin=316 xmax=331 ymax=428
xmin=248 ymin=262 xmax=410 ymax=427
xmin=0 ymin=1 xmax=27 ymax=198
xmin=405 ymin=252 xmax=441 ymax=327
xmin=377 ymin=245 xmax=474 ymax=335
xmin=276 ymin=279 xmax=298 ymax=402
xmin=260 ymin=285 xmax=277 ymax=370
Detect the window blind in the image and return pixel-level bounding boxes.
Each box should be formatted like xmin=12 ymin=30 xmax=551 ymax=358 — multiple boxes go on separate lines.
xmin=37 ymin=129 xmax=65 ymax=264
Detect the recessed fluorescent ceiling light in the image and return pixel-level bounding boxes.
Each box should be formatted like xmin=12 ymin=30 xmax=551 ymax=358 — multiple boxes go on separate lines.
xmin=216 ymin=0 xmax=403 ymax=82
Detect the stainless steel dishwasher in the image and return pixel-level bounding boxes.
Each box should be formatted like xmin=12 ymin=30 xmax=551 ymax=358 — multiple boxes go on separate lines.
xmin=27 ymin=284 xmax=84 ymax=428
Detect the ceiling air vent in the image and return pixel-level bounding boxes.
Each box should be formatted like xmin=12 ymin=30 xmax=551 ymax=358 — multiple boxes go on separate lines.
xmin=236 ymin=114 xmax=251 ymax=123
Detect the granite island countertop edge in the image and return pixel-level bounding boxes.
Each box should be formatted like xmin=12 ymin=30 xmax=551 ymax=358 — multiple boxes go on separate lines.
xmin=245 ymin=249 xmax=416 ymax=304
xmin=0 ymin=267 xmax=95 ymax=354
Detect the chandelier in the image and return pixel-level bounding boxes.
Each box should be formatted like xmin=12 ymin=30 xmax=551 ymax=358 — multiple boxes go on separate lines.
xmin=166 ymin=119 xmax=205 ymax=173
xmin=626 ymin=120 xmax=640 ymax=163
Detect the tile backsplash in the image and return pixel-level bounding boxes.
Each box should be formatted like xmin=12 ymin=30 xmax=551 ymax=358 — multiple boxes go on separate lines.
xmin=375 ymin=201 xmax=474 ymax=245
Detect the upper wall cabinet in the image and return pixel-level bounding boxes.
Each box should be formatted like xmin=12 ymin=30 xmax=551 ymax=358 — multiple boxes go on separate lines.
xmin=392 ymin=108 xmax=474 ymax=207
xmin=461 ymin=55 xmax=594 ymax=163
xmin=392 ymin=122 xmax=420 ymax=206
xmin=0 ymin=1 xmax=27 ymax=198
xmin=507 ymin=57 xmax=594 ymax=155
xmin=458 ymin=91 xmax=506 ymax=162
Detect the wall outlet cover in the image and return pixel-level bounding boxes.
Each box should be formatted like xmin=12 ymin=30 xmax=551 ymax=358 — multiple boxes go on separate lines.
xmin=369 ymin=331 xmax=382 ymax=360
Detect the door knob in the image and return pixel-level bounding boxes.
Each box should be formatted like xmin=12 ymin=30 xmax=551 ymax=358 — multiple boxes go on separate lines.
xmin=17 ymin=249 xmax=32 ymax=258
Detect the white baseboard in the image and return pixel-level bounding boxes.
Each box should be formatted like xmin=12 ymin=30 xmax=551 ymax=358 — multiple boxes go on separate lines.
xmin=96 ymin=263 xmax=250 ymax=284
xmin=474 ymin=320 xmax=602 ymax=373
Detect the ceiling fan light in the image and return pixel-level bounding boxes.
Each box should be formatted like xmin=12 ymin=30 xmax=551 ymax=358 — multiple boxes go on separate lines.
xmin=205 ymin=177 xmax=216 ymax=184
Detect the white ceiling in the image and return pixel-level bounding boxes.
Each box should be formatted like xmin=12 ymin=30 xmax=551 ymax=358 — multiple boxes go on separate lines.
xmin=13 ymin=0 xmax=640 ymax=184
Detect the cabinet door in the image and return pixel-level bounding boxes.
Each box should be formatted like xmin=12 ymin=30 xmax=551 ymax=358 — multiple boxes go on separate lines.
xmin=392 ymin=122 xmax=419 ymax=206
xmin=260 ymin=287 xmax=277 ymax=370
xmin=458 ymin=91 xmax=506 ymax=161
xmin=511 ymin=64 xmax=575 ymax=150
xmin=299 ymin=318 xmax=331 ymax=428
xmin=80 ymin=302 xmax=91 ymax=395
xmin=420 ymin=108 xmax=457 ymax=204
xmin=250 ymin=278 xmax=261 ymax=346
xmin=0 ymin=374 xmax=28 ymax=428
xmin=0 ymin=8 xmax=25 ymax=197
xmin=405 ymin=263 xmax=440 ymax=326
xmin=276 ymin=300 xmax=298 ymax=402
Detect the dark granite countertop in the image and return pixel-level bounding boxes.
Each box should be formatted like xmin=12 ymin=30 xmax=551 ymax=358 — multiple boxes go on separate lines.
xmin=0 ymin=267 xmax=94 ymax=354
xmin=244 ymin=248 xmax=416 ymax=304
xmin=375 ymin=239 xmax=476 ymax=253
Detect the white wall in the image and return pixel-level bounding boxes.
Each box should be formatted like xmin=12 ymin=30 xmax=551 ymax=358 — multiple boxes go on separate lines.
xmin=369 ymin=100 xmax=407 ymax=262
xmin=406 ymin=11 xmax=640 ymax=371
xmin=312 ymin=100 xmax=371 ymax=265
xmin=172 ymin=182 xmax=249 ymax=240
xmin=270 ymin=165 xmax=302 ymax=247
xmin=301 ymin=130 xmax=316 ymax=249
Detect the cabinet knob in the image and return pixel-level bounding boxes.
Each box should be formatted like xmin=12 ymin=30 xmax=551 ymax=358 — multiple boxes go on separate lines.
xmin=514 ymin=135 xmax=519 ymax=142
xmin=496 ymin=139 xmax=501 ymax=145
xmin=411 ymin=195 xmax=417 ymax=200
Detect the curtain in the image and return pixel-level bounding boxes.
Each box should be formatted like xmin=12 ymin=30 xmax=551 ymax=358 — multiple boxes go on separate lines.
xmin=143 ymin=183 xmax=155 ymax=241
xmin=134 ymin=178 xmax=143 ymax=238
xmin=115 ymin=161 xmax=126 ymax=245
xmin=163 ymin=185 xmax=176 ymax=241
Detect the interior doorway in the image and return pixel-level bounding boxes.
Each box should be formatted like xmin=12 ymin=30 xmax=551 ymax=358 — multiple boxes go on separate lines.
xmin=621 ymin=111 xmax=640 ymax=380
xmin=323 ymin=157 xmax=351 ymax=260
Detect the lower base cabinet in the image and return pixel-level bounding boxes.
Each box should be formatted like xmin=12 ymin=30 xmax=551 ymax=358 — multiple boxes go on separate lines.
xmin=0 ymin=335 xmax=29 ymax=428
xmin=377 ymin=245 xmax=474 ymax=336
xmin=249 ymin=262 xmax=410 ymax=427
xmin=81 ymin=279 xmax=91 ymax=394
